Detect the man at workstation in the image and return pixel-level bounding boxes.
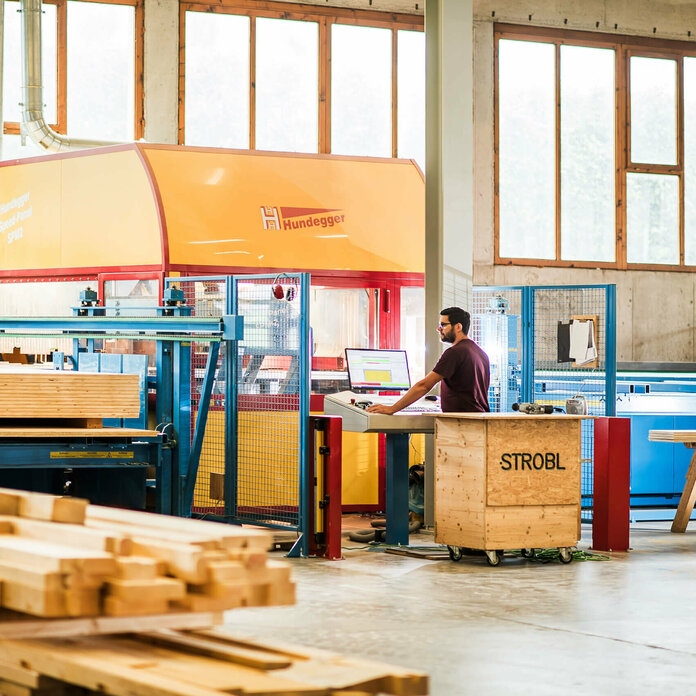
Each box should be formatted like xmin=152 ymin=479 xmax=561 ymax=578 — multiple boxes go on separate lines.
xmin=367 ymin=307 xmax=490 ymax=415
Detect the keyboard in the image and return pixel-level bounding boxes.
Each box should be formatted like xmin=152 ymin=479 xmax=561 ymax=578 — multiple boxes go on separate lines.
xmin=401 ymin=403 xmax=442 ymax=413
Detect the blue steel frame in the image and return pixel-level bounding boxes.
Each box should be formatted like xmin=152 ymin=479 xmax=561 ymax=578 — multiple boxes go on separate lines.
xmin=0 ymin=309 xmax=242 ymax=518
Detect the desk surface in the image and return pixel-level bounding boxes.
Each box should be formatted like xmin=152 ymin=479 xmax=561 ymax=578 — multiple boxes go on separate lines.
xmin=436 ymin=413 xmax=590 ymax=420
xmin=0 ymin=428 xmax=161 ymax=439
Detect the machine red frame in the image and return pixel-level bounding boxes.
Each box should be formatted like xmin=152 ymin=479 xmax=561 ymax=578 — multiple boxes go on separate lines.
xmin=307 ymin=415 xmax=343 ymax=560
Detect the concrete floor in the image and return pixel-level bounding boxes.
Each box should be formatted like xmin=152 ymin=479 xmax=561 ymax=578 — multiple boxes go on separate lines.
xmin=223 ymin=521 xmax=696 ymax=695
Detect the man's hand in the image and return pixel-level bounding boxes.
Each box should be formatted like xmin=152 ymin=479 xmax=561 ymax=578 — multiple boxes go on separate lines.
xmin=366 ymin=403 xmax=397 ymax=415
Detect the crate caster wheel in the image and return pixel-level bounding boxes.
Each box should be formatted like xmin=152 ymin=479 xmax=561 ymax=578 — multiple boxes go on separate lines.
xmin=558 ymin=547 xmax=573 ymax=564
xmin=448 ymin=545 xmax=463 ymax=562
xmin=486 ymin=550 xmax=502 ymax=566
xmin=521 ymin=548 xmax=536 ymax=559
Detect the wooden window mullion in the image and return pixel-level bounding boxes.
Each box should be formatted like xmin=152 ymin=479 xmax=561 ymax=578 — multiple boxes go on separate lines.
xmin=555 ymin=42 xmax=561 ymax=262
xmin=391 ymin=27 xmax=397 ymax=159
xmin=248 ymin=16 xmax=256 ymax=149
xmin=57 ymin=0 xmax=67 ymax=134
xmin=178 ymin=4 xmax=185 ymax=144
xmin=134 ymin=0 xmax=144 ymax=139
xmin=616 ymin=46 xmax=628 ymax=269
xmin=319 ymin=18 xmax=330 ymax=153
xmin=678 ymin=56 xmax=686 ymax=266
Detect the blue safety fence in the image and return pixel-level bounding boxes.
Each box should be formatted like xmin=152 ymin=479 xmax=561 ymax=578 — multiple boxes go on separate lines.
xmin=472 ymin=285 xmax=616 ymax=519
xmin=165 ymin=277 xmax=228 ymax=517
xmin=166 ymin=274 xmax=310 ymax=535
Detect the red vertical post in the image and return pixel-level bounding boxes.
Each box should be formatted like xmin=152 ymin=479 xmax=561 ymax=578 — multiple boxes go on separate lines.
xmin=307 ymin=416 xmax=343 ymax=560
xmin=593 ymin=417 xmax=631 ymax=551
xmin=323 ymin=415 xmax=343 ymax=560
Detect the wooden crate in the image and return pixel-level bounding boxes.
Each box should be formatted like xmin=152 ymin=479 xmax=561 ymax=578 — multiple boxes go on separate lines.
xmin=434 ymin=414 xmax=584 ymax=550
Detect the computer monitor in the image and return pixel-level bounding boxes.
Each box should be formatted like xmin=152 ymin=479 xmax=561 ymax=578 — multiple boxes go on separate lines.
xmin=345 ymin=348 xmax=411 ymax=392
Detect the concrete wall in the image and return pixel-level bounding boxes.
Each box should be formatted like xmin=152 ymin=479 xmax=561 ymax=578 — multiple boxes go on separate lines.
xmin=472 ymin=0 xmax=696 ymax=362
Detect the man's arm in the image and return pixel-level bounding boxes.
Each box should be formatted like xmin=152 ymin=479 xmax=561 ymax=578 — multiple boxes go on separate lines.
xmin=366 ymin=371 xmax=443 ymax=414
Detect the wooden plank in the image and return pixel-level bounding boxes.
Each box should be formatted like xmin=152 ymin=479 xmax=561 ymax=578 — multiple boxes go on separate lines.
xmin=103 ymin=596 xmax=171 ymax=617
xmin=0 ymin=371 xmax=140 ymax=419
xmin=86 ymin=505 xmax=271 ymax=550
xmin=0 ymin=428 xmax=161 ymax=438
xmin=0 ymin=659 xmax=60 ymax=689
xmin=485 ymin=419 xmax=581 ymax=507
xmin=0 ymin=516 xmax=130 ymax=555
xmin=1 ymin=583 xmax=100 ymax=618
xmin=434 ymin=418 xmax=486 ymax=548
xmin=0 ymin=489 xmax=88 ymax=524
xmin=0 ymin=537 xmax=116 ymax=575
xmin=649 ymin=430 xmax=696 ymax=443
xmin=112 ymin=557 xmax=161 ymax=580
xmin=86 ymin=518 xmax=223 ymax=550
xmin=484 ymin=505 xmax=579 ymax=549
xmin=104 ymin=578 xmax=186 ymax=603
xmin=0 ymin=609 xmax=224 ymax=640
xmin=138 ymin=629 xmax=293 ymax=670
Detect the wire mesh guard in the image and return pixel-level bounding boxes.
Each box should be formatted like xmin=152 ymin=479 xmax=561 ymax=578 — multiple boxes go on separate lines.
xmin=234 ymin=276 xmax=304 ymax=528
xmin=470 ymin=289 xmax=523 ymax=413
xmin=532 ymin=287 xmax=611 ymax=518
xmin=173 ymin=278 xmax=227 ymax=516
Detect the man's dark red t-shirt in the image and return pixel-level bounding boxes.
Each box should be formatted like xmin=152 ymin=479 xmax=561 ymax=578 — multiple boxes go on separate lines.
xmin=432 ymin=339 xmax=490 ymax=413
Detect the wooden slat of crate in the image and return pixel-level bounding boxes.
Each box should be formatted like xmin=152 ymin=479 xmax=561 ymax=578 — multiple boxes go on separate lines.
xmin=0 ymin=632 xmax=429 ymax=696
xmin=0 ymin=608 xmax=225 ymax=640
xmin=0 ymin=371 xmax=140 ymax=419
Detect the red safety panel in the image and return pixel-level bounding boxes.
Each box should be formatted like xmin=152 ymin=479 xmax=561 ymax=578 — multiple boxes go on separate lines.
xmin=593 ymin=417 xmax=631 ymax=552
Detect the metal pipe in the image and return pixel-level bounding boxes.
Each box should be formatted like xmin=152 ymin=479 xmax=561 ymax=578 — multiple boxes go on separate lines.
xmin=20 ymin=0 xmax=118 ymax=152
xmin=0 ymin=0 xmax=5 ymax=159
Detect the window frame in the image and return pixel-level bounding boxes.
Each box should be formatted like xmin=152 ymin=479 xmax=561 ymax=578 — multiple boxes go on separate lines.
xmin=179 ymin=0 xmax=423 ymax=155
xmin=2 ymin=0 xmax=144 ymax=141
xmin=494 ymin=24 xmax=696 ymax=272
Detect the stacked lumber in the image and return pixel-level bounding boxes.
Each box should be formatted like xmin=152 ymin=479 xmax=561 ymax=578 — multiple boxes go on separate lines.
xmin=0 ymin=629 xmax=429 ymax=695
xmin=0 ymin=368 xmax=140 ymax=420
xmin=0 ymin=489 xmax=293 ymax=622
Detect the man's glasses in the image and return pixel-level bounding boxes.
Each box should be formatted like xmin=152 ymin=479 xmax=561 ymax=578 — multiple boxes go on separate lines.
xmin=438 ymin=322 xmax=452 ymax=329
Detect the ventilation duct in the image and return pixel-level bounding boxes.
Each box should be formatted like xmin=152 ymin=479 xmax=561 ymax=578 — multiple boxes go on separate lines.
xmin=20 ymin=0 xmax=118 ymax=152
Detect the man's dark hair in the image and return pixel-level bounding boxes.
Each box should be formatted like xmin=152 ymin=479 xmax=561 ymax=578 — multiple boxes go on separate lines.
xmin=440 ymin=307 xmax=470 ymax=335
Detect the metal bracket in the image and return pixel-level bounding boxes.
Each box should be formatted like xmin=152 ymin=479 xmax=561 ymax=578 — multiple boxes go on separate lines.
xmin=222 ymin=315 xmax=244 ymax=341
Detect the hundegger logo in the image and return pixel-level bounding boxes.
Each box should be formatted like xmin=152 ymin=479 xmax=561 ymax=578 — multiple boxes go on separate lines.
xmin=260 ymin=206 xmax=346 ymax=231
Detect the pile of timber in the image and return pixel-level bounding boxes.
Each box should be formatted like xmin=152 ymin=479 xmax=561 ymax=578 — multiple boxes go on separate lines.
xmin=0 ymin=367 xmax=140 ymax=420
xmin=0 ymin=488 xmax=293 ymax=621
xmin=0 ymin=629 xmax=429 ymax=696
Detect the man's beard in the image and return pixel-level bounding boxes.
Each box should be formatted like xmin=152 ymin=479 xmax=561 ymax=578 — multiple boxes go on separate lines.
xmin=440 ymin=332 xmax=454 ymax=344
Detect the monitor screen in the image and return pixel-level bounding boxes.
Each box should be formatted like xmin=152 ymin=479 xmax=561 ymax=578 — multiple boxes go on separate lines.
xmin=345 ymin=348 xmax=411 ymax=392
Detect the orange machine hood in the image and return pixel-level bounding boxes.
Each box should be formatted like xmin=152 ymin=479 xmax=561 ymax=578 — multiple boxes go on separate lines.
xmin=0 ymin=144 xmax=424 ymax=277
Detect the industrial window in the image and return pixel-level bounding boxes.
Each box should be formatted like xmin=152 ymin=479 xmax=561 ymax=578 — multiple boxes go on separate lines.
xmin=496 ymin=26 xmax=696 ymax=271
xmin=67 ymin=1 xmax=136 ymax=140
xmin=0 ymin=0 xmax=143 ymax=160
xmin=180 ymin=1 xmax=424 ymax=166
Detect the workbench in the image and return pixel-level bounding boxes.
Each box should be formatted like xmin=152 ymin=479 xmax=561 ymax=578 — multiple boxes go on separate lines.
xmin=0 ymin=428 xmax=167 ymax=513
xmin=648 ymin=429 xmax=696 ymax=532
xmin=435 ymin=413 xmax=587 ymax=565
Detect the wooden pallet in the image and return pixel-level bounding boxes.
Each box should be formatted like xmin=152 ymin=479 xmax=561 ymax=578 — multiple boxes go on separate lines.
xmin=0 ymin=629 xmax=429 ymax=695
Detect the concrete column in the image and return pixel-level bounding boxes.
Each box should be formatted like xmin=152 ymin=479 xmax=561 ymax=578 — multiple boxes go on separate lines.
xmin=424 ymin=0 xmax=474 ymax=527
xmin=143 ymin=0 xmax=179 ymax=144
